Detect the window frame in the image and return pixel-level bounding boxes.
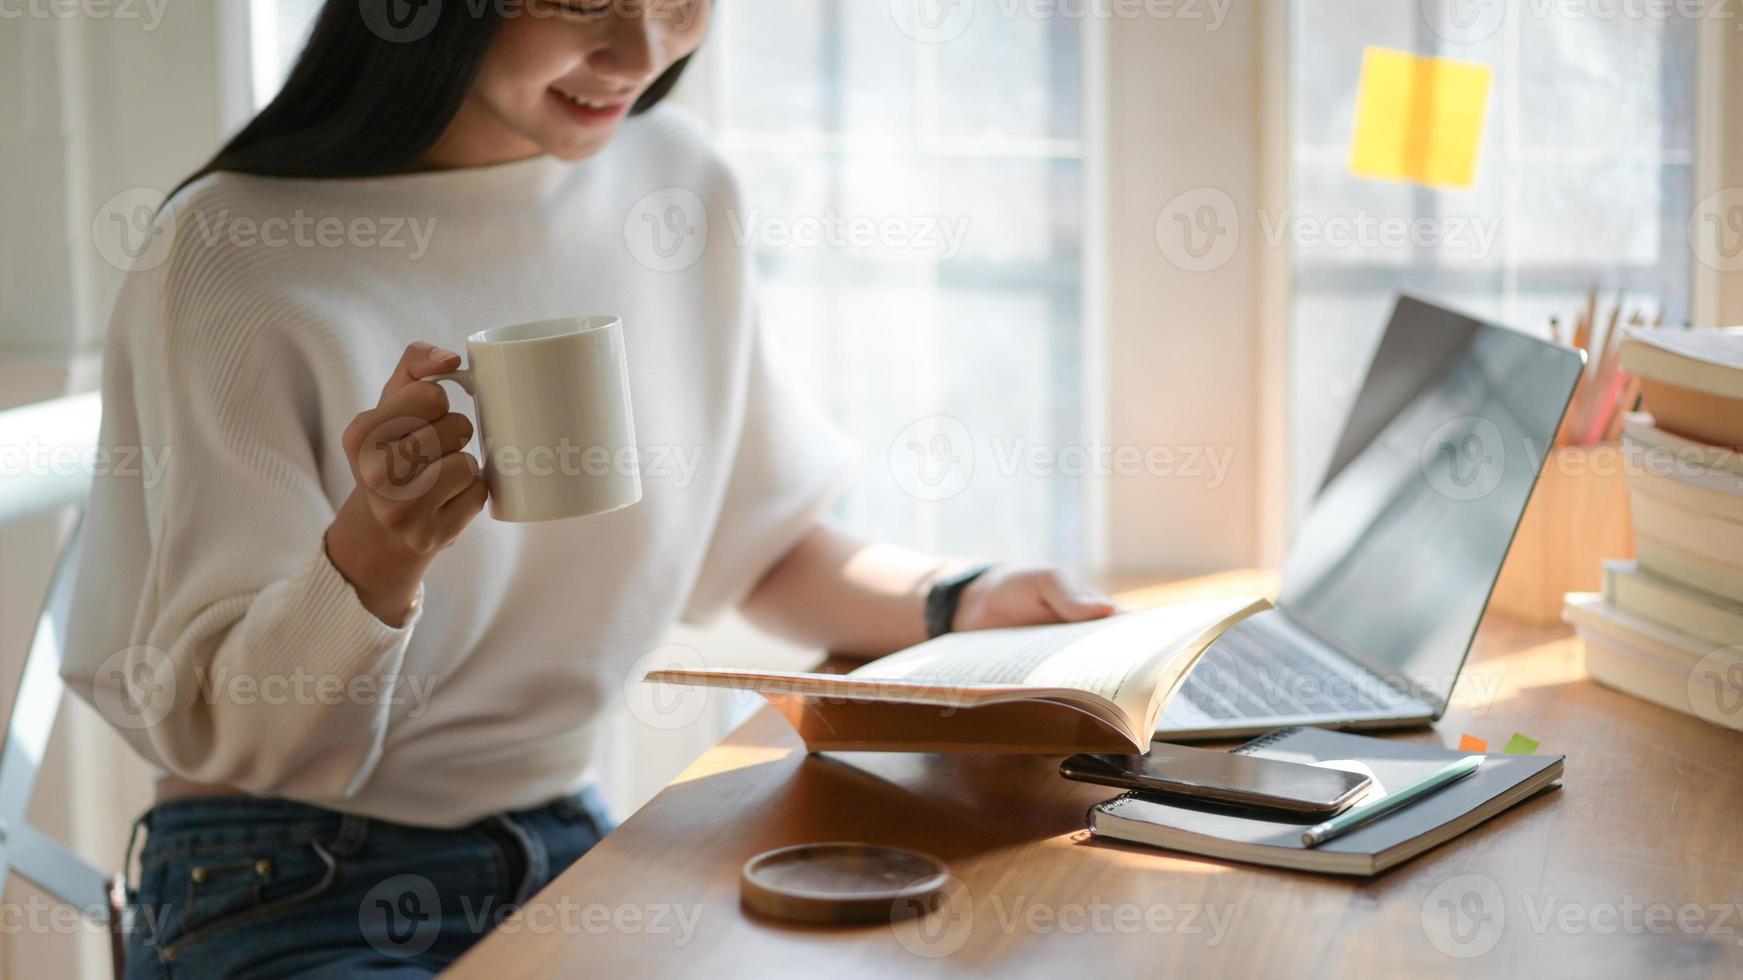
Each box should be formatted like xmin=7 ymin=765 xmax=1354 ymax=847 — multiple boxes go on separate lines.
xmin=1268 ymin=0 xmax=1738 ymax=552
xmin=677 ymin=7 xmax=1100 ymax=568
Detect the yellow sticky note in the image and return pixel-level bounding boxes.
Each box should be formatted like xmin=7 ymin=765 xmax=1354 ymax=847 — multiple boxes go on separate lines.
xmin=1348 ymin=46 xmax=1493 ymax=189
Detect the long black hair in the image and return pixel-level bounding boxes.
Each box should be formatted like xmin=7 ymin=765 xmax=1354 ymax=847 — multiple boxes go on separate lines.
xmin=173 ymin=1 xmax=694 ymax=195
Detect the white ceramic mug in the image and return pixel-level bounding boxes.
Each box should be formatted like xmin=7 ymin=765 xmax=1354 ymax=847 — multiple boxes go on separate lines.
xmin=430 ymin=315 xmax=641 ymax=523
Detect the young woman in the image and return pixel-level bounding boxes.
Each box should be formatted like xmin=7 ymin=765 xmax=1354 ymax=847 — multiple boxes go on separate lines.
xmin=67 ymin=2 xmax=1116 ymax=976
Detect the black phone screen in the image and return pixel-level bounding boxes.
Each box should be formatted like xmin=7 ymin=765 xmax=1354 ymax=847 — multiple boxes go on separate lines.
xmin=1061 ymin=742 xmax=1372 ymax=816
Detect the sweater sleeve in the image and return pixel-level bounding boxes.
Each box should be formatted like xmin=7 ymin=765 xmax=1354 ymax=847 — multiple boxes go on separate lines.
xmin=63 ymin=262 xmax=419 ymax=802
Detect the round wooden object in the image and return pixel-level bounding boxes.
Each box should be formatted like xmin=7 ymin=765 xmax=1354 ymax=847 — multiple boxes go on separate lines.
xmin=739 ymin=842 xmax=950 ymax=925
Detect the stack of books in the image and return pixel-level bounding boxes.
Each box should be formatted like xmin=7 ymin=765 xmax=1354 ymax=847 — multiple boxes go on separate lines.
xmin=1562 ymin=327 xmax=1743 ymax=733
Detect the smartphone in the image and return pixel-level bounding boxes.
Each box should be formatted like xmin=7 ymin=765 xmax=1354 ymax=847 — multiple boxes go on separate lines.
xmin=1060 ymin=744 xmax=1372 ymax=818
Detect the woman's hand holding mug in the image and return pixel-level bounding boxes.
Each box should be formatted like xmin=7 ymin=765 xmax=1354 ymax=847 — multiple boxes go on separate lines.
xmin=327 ymin=341 xmax=490 ymax=626
xmin=326 ymin=318 xmax=640 ymax=625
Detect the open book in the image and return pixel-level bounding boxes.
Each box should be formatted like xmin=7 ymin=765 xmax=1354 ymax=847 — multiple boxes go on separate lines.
xmin=644 ymin=596 xmax=1269 ymax=754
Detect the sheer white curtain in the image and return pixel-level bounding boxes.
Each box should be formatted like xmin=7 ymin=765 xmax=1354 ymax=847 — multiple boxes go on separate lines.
xmin=247 ymin=0 xmax=321 ymax=105
xmin=1287 ymin=0 xmax=1698 ymax=513
xmin=692 ymin=0 xmax=1090 ymax=565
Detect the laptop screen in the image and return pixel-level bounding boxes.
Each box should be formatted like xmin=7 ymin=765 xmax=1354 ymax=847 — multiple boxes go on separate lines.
xmin=1277 ymin=296 xmax=1584 ymax=713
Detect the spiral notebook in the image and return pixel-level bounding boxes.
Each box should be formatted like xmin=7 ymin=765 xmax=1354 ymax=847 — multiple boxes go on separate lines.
xmin=1087 ymin=727 xmax=1564 ymax=876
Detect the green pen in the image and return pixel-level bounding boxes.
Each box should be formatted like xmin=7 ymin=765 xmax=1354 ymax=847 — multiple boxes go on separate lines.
xmin=1301 ymin=755 xmax=1485 ymax=848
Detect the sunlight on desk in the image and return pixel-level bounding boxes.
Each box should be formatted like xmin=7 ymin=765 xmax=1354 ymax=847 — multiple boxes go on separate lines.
xmin=1107 ymin=569 xmax=1281 ymax=609
xmin=1451 ymin=628 xmax=1590 ymax=708
xmin=1071 ymin=838 xmax=1238 ymax=876
xmin=671 ymin=744 xmax=797 ymax=785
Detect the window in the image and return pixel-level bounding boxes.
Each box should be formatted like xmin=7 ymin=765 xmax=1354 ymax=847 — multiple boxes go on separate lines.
xmin=698 ymin=2 xmax=1090 ymax=565
xmin=248 ymin=0 xmax=323 ymax=108
xmin=248 ymin=2 xmax=1093 ymax=565
xmin=1287 ymin=0 xmax=1697 ymax=514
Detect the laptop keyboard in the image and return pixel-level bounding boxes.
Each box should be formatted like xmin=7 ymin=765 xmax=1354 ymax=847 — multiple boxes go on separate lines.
xmin=1179 ymin=618 xmax=1409 ymax=720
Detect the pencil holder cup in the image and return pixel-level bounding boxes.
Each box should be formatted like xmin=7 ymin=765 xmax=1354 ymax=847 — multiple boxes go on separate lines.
xmin=1490 ymin=445 xmax=1634 ymax=625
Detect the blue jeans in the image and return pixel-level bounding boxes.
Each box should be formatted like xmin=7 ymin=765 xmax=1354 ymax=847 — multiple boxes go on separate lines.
xmin=123 ymin=788 xmax=613 ymax=979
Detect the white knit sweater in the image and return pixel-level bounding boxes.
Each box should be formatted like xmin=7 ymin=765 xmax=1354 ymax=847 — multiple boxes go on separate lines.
xmin=62 ymin=107 xmax=851 ymax=828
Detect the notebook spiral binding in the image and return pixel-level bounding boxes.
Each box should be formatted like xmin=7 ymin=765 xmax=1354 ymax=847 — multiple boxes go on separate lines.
xmin=1232 ymin=727 xmax=1304 ymax=755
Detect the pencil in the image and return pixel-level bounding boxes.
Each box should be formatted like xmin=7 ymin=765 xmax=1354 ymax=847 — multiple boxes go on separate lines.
xmin=1301 ymin=755 xmax=1484 ymax=848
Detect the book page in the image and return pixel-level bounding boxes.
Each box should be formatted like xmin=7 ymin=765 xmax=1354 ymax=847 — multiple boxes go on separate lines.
xmin=848 ymin=596 xmax=1265 ymax=730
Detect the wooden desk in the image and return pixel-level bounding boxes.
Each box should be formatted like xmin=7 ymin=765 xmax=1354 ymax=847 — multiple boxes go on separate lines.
xmin=448 ymin=575 xmax=1743 ymax=978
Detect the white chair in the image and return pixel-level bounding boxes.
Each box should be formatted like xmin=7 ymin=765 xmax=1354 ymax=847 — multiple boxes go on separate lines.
xmin=0 ymin=391 xmax=127 ymax=977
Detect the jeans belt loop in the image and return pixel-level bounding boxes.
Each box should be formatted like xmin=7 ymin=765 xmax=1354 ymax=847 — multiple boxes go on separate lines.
xmin=327 ymin=812 xmax=371 ymax=859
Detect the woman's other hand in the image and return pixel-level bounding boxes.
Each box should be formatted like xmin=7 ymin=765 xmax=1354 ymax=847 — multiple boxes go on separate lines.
xmin=951 ymin=565 xmax=1118 ymax=633
xmin=326 ymin=342 xmax=488 ymax=625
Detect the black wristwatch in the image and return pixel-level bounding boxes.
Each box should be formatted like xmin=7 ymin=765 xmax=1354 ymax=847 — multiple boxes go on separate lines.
xmin=924 ymin=564 xmax=994 ymax=639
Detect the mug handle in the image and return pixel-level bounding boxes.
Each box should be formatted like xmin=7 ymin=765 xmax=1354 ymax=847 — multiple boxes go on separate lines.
xmin=426 ymin=368 xmax=474 ymax=395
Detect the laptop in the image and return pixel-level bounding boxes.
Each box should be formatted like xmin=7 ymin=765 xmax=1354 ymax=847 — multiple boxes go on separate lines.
xmin=1156 ymin=295 xmax=1585 ymax=741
